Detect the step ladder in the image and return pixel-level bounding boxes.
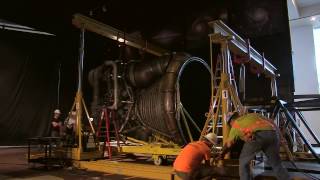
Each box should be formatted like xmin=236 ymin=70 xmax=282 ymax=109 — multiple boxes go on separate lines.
xmin=201 ymin=34 xmax=245 ymax=150
xmin=96 ymin=106 xmax=120 ymax=159
xmin=203 ymin=57 xmax=240 ymax=147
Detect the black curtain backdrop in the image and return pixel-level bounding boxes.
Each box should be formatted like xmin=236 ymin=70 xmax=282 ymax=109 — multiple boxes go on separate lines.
xmin=0 ymin=31 xmax=60 ymax=145
xmin=0 ymin=0 xmax=293 ymax=145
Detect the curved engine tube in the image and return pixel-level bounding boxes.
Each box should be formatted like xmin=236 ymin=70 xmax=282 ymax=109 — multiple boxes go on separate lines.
xmin=127 ymin=55 xmax=170 ymax=88
xmin=104 ymin=61 xmax=118 ymax=110
xmin=160 ymin=53 xmax=191 ymax=143
xmin=88 ymin=61 xmax=119 ymax=110
xmin=88 ymin=65 xmax=103 ymax=116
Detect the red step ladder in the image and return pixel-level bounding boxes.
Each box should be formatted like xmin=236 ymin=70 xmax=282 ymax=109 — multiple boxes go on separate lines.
xmin=96 ymin=106 xmax=120 ymax=159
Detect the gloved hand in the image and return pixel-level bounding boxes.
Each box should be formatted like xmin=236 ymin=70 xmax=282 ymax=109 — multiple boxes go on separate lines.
xmin=214 ymin=153 xmax=224 ymax=161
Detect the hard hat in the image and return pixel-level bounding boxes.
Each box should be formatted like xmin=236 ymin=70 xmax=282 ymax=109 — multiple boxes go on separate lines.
xmin=204 ymin=133 xmax=217 ymax=144
xmin=71 ymin=111 xmax=76 ymax=116
xmin=54 ymin=109 xmax=61 ymax=114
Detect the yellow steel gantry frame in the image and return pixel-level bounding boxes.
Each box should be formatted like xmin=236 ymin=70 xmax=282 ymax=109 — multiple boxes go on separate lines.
xmin=200 ymin=34 xmax=245 ymax=149
xmin=70 ymin=28 xmax=98 ymax=160
xmin=70 ymin=16 xmax=279 ymax=162
xmin=71 ymin=15 xmax=181 ymax=161
xmin=71 ymin=14 xmax=207 ymax=162
xmin=201 ymin=21 xmax=278 ymax=154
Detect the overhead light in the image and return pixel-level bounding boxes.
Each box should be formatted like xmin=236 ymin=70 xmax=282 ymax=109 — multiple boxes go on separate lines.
xmin=311 ymin=17 xmax=316 ymax=21
xmin=118 ymin=38 xmax=125 ymax=42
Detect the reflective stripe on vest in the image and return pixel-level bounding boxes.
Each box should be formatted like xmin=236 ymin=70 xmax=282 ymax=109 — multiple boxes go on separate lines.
xmin=232 ymin=118 xmax=275 ymax=135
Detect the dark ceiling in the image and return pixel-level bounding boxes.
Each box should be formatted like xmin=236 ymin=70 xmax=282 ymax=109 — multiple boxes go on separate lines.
xmin=1 ymin=0 xmax=288 ymax=38
xmin=0 ymin=0 xmax=294 ymax=101
xmin=0 ymin=0 xmax=295 ymax=145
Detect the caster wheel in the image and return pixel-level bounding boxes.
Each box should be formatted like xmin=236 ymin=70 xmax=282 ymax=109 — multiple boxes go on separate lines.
xmin=153 ymin=156 xmax=163 ymax=166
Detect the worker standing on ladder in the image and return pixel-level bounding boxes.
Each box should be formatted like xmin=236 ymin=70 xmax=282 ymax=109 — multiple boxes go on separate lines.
xmin=218 ymin=112 xmax=290 ymax=180
xmin=173 ymin=133 xmax=225 ymax=180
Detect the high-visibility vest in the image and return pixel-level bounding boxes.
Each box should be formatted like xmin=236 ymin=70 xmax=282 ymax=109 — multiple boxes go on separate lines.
xmin=232 ymin=118 xmax=275 ymax=136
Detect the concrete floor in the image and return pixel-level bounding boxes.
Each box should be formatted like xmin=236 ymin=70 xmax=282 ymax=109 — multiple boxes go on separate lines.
xmin=1 ymin=147 xmax=320 ymax=180
xmin=0 ymin=147 xmax=151 ymax=180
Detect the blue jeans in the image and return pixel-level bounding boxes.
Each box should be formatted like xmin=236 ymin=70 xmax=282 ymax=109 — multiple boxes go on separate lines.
xmin=239 ymin=130 xmax=290 ymax=180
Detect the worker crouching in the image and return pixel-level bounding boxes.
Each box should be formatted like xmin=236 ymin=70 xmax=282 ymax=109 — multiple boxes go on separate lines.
xmin=173 ymin=133 xmax=225 ymax=180
xmin=218 ymin=112 xmax=290 ymax=180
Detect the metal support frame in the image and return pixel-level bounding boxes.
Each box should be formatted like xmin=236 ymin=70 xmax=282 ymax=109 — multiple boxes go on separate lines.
xmin=201 ymin=33 xmax=244 ymax=150
xmin=208 ymin=20 xmax=277 ymax=77
xmin=271 ymin=76 xmax=278 ymax=96
xmin=201 ymin=21 xmax=280 ymax=160
xmin=72 ymin=14 xmax=169 ymax=57
xmin=209 ymin=20 xmax=279 ymax=97
xmin=71 ymin=14 xmax=188 ymax=162
xmin=74 ymin=28 xmax=85 ymax=160
xmin=119 ymin=137 xmax=181 ymax=166
xmin=294 ymin=109 xmax=320 ymax=145
xmin=272 ymin=100 xmax=320 ymax=163
xmin=239 ymin=63 xmax=246 ymax=101
xmin=70 ymin=28 xmax=97 ymax=160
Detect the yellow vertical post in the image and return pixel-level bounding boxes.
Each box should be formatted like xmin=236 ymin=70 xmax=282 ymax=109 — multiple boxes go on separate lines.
xmin=73 ymin=28 xmax=85 ymax=160
xmin=209 ymin=35 xmax=214 ymax=104
xmin=220 ymin=41 xmax=231 ymax=146
xmin=75 ymin=92 xmax=83 ymax=160
xmin=209 ymin=35 xmax=216 ymax=136
xmin=221 ymin=73 xmax=229 ymax=145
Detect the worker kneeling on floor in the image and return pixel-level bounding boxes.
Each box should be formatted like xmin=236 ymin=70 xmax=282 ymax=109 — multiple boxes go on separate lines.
xmin=173 ymin=133 xmax=225 ymax=180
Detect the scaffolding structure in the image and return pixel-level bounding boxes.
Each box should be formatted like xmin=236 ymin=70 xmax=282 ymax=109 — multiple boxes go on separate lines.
xmin=200 ymin=20 xmax=278 ymax=150
xmin=200 ymin=21 xmax=320 ymax=164
xmin=200 ymin=34 xmax=244 ymax=147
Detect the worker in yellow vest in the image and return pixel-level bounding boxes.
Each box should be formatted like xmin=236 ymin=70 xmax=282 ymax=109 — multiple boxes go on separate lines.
xmin=218 ymin=112 xmax=290 ymax=180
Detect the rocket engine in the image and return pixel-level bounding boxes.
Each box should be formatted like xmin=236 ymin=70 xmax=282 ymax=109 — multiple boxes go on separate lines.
xmin=88 ymin=52 xmax=211 ymax=145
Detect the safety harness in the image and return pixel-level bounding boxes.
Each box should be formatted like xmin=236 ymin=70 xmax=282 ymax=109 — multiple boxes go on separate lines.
xmin=232 ymin=118 xmax=275 ymax=141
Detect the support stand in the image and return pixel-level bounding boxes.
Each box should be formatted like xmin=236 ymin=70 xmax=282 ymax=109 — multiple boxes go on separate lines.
xmin=96 ymin=106 xmax=120 ymax=159
xmin=272 ymin=99 xmax=320 ymax=163
xmin=70 ymin=28 xmax=96 ymax=160
xmin=200 ymin=33 xmax=245 ymax=152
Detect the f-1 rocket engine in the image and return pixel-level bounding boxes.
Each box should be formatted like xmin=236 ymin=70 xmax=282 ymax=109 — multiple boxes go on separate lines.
xmin=88 ymin=52 xmax=211 ymax=145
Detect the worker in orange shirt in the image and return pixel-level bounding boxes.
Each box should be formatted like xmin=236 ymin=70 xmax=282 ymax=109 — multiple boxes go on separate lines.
xmin=173 ymin=133 xmax=224 ymax=180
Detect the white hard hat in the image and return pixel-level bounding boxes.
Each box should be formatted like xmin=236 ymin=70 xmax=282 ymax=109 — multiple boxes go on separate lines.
xmin=54 ymin=109 xmax=61 ymax=114
xmin=71 ymin=111 xmax=76 ymax=116
xmin=204 ymin=133 xmax=217 ymax=144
